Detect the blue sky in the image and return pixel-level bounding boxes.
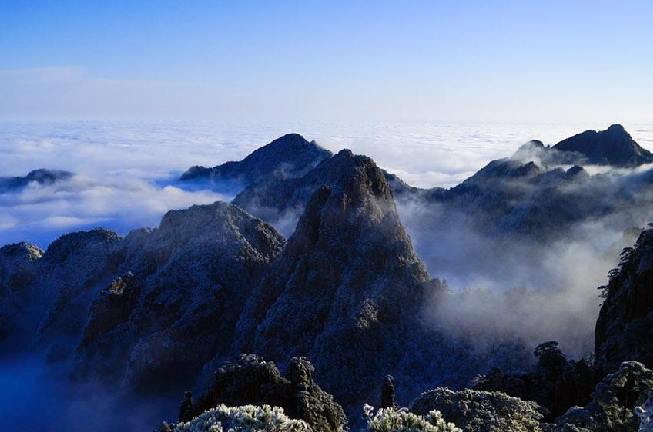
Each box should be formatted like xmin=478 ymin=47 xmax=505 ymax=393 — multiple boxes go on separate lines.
xmin=1 ymin=0 xmax=652 ymax=122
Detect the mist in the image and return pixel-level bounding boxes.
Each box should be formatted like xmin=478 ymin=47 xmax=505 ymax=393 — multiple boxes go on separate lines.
xmin=0 ymin=355 xmax=177 ymax=432
xmin=397 ymin=160 xmax=653 ymax=358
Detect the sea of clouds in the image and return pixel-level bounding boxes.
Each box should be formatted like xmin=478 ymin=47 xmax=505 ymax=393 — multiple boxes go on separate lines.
xmin=4 ymin=120 xmax=652 ymax=248
xmin=3 ymin=121 xmax=653 ymax=429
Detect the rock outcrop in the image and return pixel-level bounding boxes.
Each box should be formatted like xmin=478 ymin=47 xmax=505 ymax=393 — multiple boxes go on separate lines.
xmin=179 ymin=134 xmax=332 ymax=191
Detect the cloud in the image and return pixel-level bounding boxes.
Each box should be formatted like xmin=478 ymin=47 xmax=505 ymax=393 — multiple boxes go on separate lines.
xmin=0 ymin=175 xmax=227 ymax=247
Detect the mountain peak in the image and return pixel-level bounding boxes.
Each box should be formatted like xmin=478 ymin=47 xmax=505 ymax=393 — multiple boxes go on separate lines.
xmin=553 ymin=124 xmax=652 ymax=166
xmin=179 ymin=134 xmax=332 ymax=188
xmin=607 ymin=123 xmax=626 ymax=132
xmin=235 ymin=152 xmax=432 ymax=411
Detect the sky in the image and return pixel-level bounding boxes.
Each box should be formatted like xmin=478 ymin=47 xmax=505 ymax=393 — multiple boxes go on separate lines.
xmin=2 ymin=0 xmax=653 ymax=123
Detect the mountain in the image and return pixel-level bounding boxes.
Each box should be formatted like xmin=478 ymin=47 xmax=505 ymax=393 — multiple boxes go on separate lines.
xmin=0 ymin=202 xmax=285 ymax=396
xmin=553 ymin=124 xmax=653 ymax=166
xmin=8 ymin=127 xmax=653 ymax=430
xmin=0 ymin=169 xmax=73 ymax=192
xmin=233 ymin=150 xmax=482 ymax=414
xmin=1 ymin=150 xmax=493 ymax=421
xmin=595 ymin=226 xmax=653 ymax=373
xmin=179 ymin=134 xmax=332 ymax=191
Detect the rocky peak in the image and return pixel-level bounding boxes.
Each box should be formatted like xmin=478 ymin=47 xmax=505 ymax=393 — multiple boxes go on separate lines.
xmin=153 ymin=201 xmax=285 ymax=257
xmin=554 ymin=124 xmax=653 ymax=166
xmin=235 ymin=151 xmax=438 ymax=413
xmin=231 ymin=148 xmax=412 ymax=233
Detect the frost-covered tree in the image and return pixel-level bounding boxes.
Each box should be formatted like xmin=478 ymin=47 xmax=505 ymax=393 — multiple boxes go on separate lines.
xmin=364 ymin=405 xmax=461 ymax=432
xmin=173 ymin=404 xmax=312 ymax=432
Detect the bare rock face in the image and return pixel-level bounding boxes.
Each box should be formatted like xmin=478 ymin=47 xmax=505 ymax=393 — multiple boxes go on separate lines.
xmin=596 ymin=227 xmax=653 ymax=373
xmin=179 ymin=133 xmax=332 ymax=190
xmin=235 ymin=150 xmax=457 ymax=413
xmin=188 ymin=354 xmax=346 ymax=432
xmin=554 ymin=361 xmax=653 ymax=432
xmin=410 ymin=387 xmax=546 ymax=432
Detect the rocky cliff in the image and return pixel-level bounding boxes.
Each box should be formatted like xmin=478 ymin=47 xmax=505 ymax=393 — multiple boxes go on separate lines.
xmin=596 ymin=226 xmax=653 ymax=373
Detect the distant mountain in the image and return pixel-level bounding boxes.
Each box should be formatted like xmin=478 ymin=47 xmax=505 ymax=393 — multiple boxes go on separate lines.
xmin=0 ymin=169 xmax=73 ymax=192
xmin=553 ymin=124 xmax=653 ymax=167
xmin=231 ymin=126 xmax=653 ymax=242
xmin=179 ymin=134 xmax=332 ymax=190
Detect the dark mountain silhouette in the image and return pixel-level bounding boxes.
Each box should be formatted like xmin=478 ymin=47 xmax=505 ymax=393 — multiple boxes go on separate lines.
xmin=553 ymin=124 xmax=653 ymax=166
xmin=179 ymin=134 xmax=332 ymax=191
xmin=0 ymin=169 xmax=73 ymax=192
